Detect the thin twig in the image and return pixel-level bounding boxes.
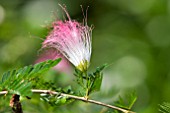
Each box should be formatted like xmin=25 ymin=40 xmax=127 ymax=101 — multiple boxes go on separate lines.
xmin=0 ymin=89 xmax=135 ymax=113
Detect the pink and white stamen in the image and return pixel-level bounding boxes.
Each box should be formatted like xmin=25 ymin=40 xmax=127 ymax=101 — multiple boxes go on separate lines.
xmin=42 ymin=5 xmax=92 ymax=72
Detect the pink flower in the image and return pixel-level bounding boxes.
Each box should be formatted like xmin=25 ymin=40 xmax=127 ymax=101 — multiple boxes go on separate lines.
xmin=42 ymin=5 xmax=92 ymax=72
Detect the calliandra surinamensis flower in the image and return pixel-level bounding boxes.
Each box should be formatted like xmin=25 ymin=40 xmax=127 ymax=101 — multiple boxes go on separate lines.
xmin=42 ymin=5 xmax=92 ymax=72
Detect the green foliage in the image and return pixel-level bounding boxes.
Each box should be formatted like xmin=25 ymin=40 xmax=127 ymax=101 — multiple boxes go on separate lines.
xmin=0 ymin=58 xmax=61 ymax=97
xmin=0 ymin=57 xmax=137 ymax=113
xmin=32 ymin=77 xmax=58 ymax=90
xmin=113 ymin=92 xmax=137 ymax=113
xmin=159 ymin=102 xmax=170 ymax=113
xmin=74 ymin=64 xmax=107 ymax=97
xmin=88 ymin=64 xmax=107 ymax=94
xmin=40 ymin=86 xmax=74 ymax=106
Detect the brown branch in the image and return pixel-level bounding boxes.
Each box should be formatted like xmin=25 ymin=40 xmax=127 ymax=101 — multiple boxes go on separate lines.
xmin=10 ymin=94 xmax=23 ymax=113
xmin=0 ymin=90 xmax=135 ymax=113
xmin=32 ymin=89 xmax=134 ymax=113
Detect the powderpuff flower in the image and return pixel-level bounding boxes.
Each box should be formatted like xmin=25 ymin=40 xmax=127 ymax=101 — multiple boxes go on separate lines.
xmin=42 ymin=5 xmax=92 ymax=72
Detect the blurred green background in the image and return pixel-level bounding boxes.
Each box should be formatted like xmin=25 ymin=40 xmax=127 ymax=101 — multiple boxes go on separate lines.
xmin=0 ymin=0 xmax=170 ymax=113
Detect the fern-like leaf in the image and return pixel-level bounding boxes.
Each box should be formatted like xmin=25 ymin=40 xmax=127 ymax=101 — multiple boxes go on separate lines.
xmin=0 ymin=58 xmax=61 ymax=96
xmin=114 ymin=91 xmax=137 ymax=110
xmin=159 ymin=102 xmax=170 ymax=113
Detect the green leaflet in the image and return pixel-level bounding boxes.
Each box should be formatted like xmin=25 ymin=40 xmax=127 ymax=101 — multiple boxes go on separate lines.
xmin=159 ymin=102 xmax=170 ymax=113
xmin=0 ymin=58 xmax=61 ymax=97
xmin=114 ymin=91 xmax=137 ymax=111
xmin=88 ymin=64 xmax=107 ymax=94
xmin=74 ymin=64 xmax=107 ymax=97
xmin=40 ymin=86 xmax=74 ymax=106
